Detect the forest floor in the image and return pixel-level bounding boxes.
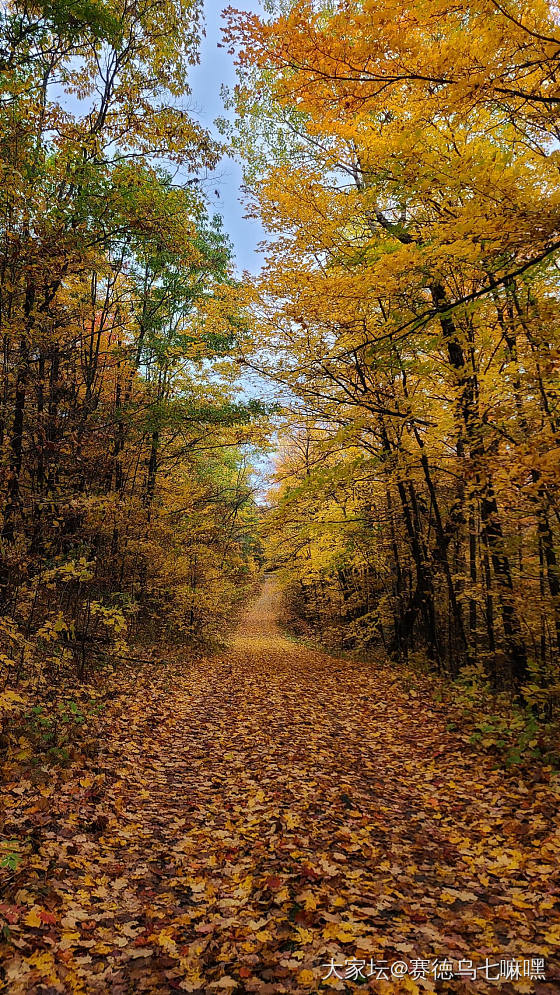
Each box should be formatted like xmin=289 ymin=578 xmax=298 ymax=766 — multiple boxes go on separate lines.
xmin=1 ymin=577 xmax=559 ymax=994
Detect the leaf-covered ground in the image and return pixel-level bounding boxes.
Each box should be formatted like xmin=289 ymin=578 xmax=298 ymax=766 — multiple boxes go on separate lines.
xmin=1 ymin=578 xmax=559 ymax=993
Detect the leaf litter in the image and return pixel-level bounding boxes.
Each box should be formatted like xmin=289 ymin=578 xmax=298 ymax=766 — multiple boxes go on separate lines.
xmin=1 ymin=579 xmax=559 ymax=993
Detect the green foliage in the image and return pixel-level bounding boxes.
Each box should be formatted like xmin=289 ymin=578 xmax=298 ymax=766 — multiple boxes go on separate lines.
xmin=38 ymin=0 xmax=123 ymax=43
xmin=450 ymin=669 xmax=559 ymax=767
xmin=0 ymin=0 xmax=267 ymax=689
xmin=0 ymin=843 xmax=22 ymax=872
xmin=20 ymin=698 xmax=103 ymax=764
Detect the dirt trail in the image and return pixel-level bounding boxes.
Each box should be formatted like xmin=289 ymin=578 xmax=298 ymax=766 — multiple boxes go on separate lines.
xmin=2 ymin=577 xmax=559 ymax=993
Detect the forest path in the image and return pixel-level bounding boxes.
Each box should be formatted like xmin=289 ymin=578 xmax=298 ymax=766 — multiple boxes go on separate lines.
xmin=2 ymin=577 xmax=559 ymax=993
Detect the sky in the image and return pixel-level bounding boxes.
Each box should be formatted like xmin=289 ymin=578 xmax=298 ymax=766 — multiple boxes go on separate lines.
xmin=188 ymin=0 xmax=267 ymax=276
xmin=188 ymin=2 xmax=279 ymax=496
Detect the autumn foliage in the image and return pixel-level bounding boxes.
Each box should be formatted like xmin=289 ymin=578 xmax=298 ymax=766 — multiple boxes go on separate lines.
xmin=2 ymin=1 xmax=560 ymax=992
xmin=0 ymin=0 xmax=265 ymax=693
xmin=227 ymin=0 xmax=560 ymax=720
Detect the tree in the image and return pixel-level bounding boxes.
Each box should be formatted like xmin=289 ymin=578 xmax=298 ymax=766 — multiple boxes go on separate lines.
xmin=0 ymin=0 xmax=266 ymax=682
xmin=228 ymin=0 xmax=560 ymax=699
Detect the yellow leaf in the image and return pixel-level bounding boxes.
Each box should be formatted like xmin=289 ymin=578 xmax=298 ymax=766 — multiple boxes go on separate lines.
xmin=297 ymin=969 xmax=315 ymax=987
xmin=25 ymin=907 xmax=42 ymax=928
